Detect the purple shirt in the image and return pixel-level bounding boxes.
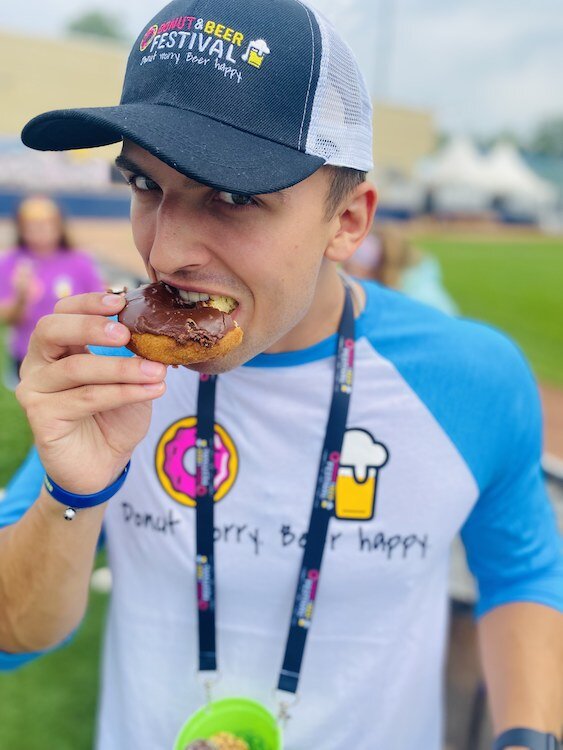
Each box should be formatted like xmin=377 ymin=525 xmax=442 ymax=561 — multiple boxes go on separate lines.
xmin=0 ymin=247 xmax=104 ymax=361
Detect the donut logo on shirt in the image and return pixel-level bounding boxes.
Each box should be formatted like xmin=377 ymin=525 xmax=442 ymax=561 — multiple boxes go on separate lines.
xmin=155 ymin=417 xmax=238 ymax=507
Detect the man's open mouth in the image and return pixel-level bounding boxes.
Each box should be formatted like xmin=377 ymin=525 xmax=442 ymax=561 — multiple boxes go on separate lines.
xmin=168 ymin=286 xmax=238 ymax=314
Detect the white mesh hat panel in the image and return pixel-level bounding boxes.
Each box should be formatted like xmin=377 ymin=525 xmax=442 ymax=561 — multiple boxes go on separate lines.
xmin=303 ymin=2 xmax=374 ymax=171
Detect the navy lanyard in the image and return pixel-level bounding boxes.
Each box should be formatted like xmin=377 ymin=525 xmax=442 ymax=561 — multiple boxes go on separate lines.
xmin=195 ymin=284 xmax=355 ymax=693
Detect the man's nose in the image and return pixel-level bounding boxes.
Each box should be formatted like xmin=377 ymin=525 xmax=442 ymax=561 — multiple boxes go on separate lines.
xmin=148 ymin=201 xmax=214 ymax=275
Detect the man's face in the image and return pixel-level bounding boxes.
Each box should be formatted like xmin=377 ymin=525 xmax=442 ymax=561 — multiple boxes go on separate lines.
xmin=117 ymin=142 xmax=339 ymax=372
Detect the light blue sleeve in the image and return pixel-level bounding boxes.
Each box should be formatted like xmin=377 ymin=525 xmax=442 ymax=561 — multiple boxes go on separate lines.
xmin=0 ymin=446 xmax=44 ymax=529
xmin=0 ymin=447 xmax=48 ymax=670
xmin=361 ymin=280 xmax=562 ymax=618
xmin=459 ymin=342 xmax=563 ymax=617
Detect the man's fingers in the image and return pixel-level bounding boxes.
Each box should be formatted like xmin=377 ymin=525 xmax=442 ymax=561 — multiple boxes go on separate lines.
xmin=26 ymin=313 xmax=131 ymax=365
xmin=25 ymin=353 xmax=167 ymax=394
xmin=30 ymin=382 xmax=166 ymax=426
xmin=54 ymin=292 xmax=126 ymax=316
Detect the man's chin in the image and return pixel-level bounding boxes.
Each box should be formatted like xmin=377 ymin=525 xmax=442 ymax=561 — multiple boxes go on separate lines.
xmin=184 ymin=342 xmax=257 ymax=374
xmin=182 ymin=329 xmax=293 ymax=374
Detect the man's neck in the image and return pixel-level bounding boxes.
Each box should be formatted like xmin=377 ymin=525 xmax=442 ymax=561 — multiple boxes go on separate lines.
xmin=265 ymin=267 xmax=365 ymax=354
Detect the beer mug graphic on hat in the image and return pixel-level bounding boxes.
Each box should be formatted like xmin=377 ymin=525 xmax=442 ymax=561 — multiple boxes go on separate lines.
xmin=242 ymin=39 xmax=271 ymax=69
xmin=335 ymin=429 xmax=389 ymax=521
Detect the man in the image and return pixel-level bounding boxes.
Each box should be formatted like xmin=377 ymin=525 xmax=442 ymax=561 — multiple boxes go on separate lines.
xmin=0 ymin=0 xmax=561 ymax=748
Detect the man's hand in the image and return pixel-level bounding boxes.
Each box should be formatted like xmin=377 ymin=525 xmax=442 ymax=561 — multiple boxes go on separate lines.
xmin=16 ymin=292 xmax=167 ymax=494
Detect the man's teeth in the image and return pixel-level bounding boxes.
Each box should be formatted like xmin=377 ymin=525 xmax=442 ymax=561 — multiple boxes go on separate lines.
xmin=178 ymin=290 xmax=210 ymax=303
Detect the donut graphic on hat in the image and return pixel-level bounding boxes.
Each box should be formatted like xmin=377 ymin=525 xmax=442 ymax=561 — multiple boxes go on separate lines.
xmin=155 ymin=417 xmax=238 ymax=507
xmin=140 ymin=24 xmax=158 ymax=52
xmin=242 ymin=39 xmax=270 ymax=69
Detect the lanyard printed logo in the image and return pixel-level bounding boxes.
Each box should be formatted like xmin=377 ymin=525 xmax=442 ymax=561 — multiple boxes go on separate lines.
xmin=294 ymin=569 xmax=319 ymax=629
xmin=196 ymin=553 xmax=213 ymax=612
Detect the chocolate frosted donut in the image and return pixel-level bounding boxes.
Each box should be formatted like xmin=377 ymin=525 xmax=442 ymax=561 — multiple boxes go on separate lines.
xmin=118 ymin=282 xmax=243 ymax=365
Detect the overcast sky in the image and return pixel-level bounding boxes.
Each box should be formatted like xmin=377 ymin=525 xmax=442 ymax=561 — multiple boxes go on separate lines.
xmin=2 ymin=0 xmax=562 ymax=138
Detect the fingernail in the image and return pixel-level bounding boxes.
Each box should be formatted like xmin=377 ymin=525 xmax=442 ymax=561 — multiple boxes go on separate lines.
xmin=142 ymin=382 xmax=165 ymax=392
xmin=102 ymin=294 xmax=124 ymax=307
xmin=105 ymin=322 xmax=126 ymax=340
xmin=139 ymin=360 xmax=165 ymax=377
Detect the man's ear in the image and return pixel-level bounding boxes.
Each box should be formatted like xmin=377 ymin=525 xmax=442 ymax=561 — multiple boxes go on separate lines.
xmin=325 ymin=182 xmax=378 ymax=263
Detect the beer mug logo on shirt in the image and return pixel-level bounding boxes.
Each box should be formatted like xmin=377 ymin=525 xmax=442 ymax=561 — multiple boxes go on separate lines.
xmin=335 ymin=429 xmax=389 ymax=521
xmin=242 ymin=39 xmax=270 ymax=69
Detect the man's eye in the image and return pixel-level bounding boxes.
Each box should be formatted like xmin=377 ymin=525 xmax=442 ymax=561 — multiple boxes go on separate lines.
xmin=217 ymin=192 xmax=256 ymax=207
xmin=129 ymin=175 xmax=159 ymax=192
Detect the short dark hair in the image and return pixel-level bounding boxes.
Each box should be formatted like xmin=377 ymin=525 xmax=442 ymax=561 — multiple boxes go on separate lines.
xmin=324 ymin=166 xmax=367 ymax=219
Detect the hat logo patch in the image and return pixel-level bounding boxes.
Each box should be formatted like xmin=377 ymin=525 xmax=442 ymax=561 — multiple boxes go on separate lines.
xmin=139 ymin=16 xmax=271 ymax=85
xmin=242 ymin=39 xmax=271 ymax=69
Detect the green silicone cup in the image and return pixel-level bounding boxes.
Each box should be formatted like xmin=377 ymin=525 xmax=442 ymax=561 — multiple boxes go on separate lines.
xmin=173 ymin=697 xmax=282 ymax=750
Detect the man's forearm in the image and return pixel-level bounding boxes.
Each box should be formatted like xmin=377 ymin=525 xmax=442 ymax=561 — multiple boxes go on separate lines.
xmin=0 ymin=489 xmax=105 ymax=653
xmin=478 ymin=602 xmax=563 ymax=739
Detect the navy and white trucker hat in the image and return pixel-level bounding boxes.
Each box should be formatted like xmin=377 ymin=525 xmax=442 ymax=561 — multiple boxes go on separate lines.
xmin=22 ymin=0 xmax=373 ymax=194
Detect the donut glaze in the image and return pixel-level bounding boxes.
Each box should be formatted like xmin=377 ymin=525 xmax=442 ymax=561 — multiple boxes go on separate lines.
xmin=116 ymin=282 xmax=243 ymax=365
xmin=118 ymin=282 xmax=235 ymax=348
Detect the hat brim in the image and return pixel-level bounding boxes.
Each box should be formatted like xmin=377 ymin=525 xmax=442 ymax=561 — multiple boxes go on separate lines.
xmin=21 ymin=103 xmax=326 ymax=195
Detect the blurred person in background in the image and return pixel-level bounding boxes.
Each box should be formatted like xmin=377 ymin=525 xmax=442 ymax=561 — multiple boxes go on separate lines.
xmin=0 ymin=196 xmax=104 ymax=383
xmin=344 ymin=225 xmax=459 ymax=315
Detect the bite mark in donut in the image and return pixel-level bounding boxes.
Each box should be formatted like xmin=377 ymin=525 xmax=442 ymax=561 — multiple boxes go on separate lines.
xmin=118 ymin=282 xmax=243 ymax=365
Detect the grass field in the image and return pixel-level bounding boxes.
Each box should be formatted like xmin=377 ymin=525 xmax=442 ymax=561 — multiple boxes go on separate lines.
xmin=0 ymin=579 xmax=108 ymax=750
xmin=413 ymin=233 xmax=563 ymax=386
xmin=0 ymin=230 xmax=561 ymax=748
xmin=0 ymin=331 xmax=33 ymax=487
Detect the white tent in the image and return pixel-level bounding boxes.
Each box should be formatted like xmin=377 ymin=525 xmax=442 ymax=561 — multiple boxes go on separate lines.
xmin=418 ymin=137 xmax=487 ymax=189
xmin=483 ymin=143 xmax=557 ymax=210
xmin=416 ymin=137 xmax=492 ymax=213
xmin=417 ymin=137 xmax=558 ymax=218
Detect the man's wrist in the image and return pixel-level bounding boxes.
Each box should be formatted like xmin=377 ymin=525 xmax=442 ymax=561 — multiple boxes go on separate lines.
xmin=43 ymin=462 xmax=130 ymax=520
xmin=494 ymin=728 xmax=561 ymax=750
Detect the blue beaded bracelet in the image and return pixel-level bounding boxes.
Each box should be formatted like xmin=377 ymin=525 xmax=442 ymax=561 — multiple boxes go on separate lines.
xmin=44 ymin=462 xmax=131 ymax=520
xmin=494 ymin=728 xmax=561 ymax=750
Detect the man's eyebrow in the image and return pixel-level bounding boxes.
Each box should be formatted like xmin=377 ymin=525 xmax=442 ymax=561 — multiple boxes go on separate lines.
xmin=115 ymin=153 xmax=289 ymax=201
xmin=115 ymin=153 xmax=201 ymax=191
xmin=115 ymin=154 xmax=152 ymax=177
